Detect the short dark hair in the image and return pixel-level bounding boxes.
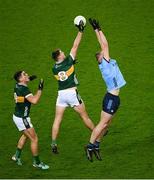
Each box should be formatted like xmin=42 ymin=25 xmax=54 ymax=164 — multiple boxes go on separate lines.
xmin=51 ymin=49 xmax=61 ymax=61
xmin=14 ymin=70 xmax=23 ymax=82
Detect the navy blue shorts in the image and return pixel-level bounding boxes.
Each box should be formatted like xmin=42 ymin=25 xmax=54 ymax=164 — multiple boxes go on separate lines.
xmin=102 ymin=92 xmax=120 ymax=115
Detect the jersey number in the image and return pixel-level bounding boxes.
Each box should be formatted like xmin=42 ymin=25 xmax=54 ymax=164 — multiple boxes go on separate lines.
xmin=58 ymin=71 xmax=68 ymax=81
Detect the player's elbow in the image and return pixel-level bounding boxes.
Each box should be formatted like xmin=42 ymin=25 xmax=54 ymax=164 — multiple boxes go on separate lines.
xmin=32 ymin=101 xmax=37 ymax=105
xmin=27 ymin=95 xmax=40 ymax=104
xmin=70 ymin=48 xmax=77 ymax=58
xmin=103 ymin=42 xmax=108 ymax=49
xmin=33 ymin=99 xmax=39 ymax=105
xmin=101 ymin=43 xmax=109 ymax=52
xmin=31 ymin=98 xmax=39 ymax=105
xmin=72 ymin=45 xmax=78 ymax=52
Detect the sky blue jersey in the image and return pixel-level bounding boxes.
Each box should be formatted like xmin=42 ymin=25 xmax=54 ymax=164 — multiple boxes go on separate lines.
xmin=98 ymin=58 xmax=126 ymax=92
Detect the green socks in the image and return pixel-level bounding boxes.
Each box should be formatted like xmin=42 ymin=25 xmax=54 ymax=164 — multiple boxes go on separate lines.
xmin=52 ymin=139 xmax=57 ymax=145
xmin=15 ymin=149 xmax=41 ymax=165
xmin=15 ymin=148 xmax=22 ymax=158
xmin=33 ymin=155 xmax=41 ymax=165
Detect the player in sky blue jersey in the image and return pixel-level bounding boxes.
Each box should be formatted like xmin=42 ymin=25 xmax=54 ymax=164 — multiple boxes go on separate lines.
xmin=85 ymin=18 xmax=126 ymax=162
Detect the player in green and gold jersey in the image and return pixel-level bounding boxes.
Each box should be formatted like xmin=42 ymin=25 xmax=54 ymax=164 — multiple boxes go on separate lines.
xmin=12 ymin=70 xmax=49 ymax=170
xmin=51 ymin=21 xmax=100 ymax=154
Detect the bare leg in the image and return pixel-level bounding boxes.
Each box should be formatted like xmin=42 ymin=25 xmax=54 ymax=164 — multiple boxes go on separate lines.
xmin=12 ymin=128 xmax=39 ymax=165
xmin=74 ymin=102 xmax=95 ymax=130
xmin=100 ymin=118 xmax=112 ymax=137
xmin=51 ymin=106 xmax=66 ymax=141
xmin=12 ymin=134 xmax=27 ymax=163
xmin=74 ymin=103 xmax=103 ymax=142
xmin=23 ymin=127 xmax=49 ymax=169
xmin=23 ymin=128 xmax=38 ymax=156
xmin=17 ymin=134 xmax=27 ymax=149
xmin=85 ymin=111 xmax=113 ymax=161
xmin=90 ymin=111 xmax=113 ymax=144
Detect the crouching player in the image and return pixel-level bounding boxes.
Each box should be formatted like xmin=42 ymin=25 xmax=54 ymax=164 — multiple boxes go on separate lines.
xmin=85 ymin=19 xmax=126 ymax=162
xmin=12 ymin=71 xmax=49 ymax=170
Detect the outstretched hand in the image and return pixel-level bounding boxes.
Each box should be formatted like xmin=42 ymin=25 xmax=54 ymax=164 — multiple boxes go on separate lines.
xmin=38 ymin=79 xmax=44 ymax=90
xmin=89 ymin=18 xmax=101 ymax=31
xmin=76 ymin=20 xmax=84 ymax=32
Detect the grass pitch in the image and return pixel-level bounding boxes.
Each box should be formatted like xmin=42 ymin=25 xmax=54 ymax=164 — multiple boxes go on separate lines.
xmin=0 ymin=0 xmax=154 ymax=178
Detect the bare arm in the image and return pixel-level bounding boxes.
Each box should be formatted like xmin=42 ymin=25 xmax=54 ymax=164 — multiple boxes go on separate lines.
xmin=70 ymin=31 xmax=83 ymax=59
xmin=89 ymin=18 xmax=110 ymax=60
xmin=26 ymin=79 xmax=44 ymax=104
xmin=26 ymin=90 xmax=42 ymax=104
xmin=95 ymin=29 xmax=103 ymax=50
xmin=97 ymin=30 xmax=110 ymax=60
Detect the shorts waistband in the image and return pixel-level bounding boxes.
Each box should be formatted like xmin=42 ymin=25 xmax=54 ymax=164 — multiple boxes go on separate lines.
xmin=106 ymin=92 xmax=119 ymax=97
xmin=58 ymin=87 xmax=77 ymax=92
xmin=13 ymin=114 xmax=29 ymax=119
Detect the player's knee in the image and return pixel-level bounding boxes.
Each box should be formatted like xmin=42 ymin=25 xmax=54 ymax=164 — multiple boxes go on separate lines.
xmin=31 ymin=135 xmax=38 ymax=144
xmin=102 ymin=123 xmax=108 ymax=130
xmin=91 ymin=124 xmax=95 ymax=130
xmin=98 ymin=122 xmax=108 ymax=130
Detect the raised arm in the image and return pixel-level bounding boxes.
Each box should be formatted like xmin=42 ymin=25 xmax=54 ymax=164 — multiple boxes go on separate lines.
xmin=70 ymin=32 xmax=83 ymax=59
xmin=70 ymin=21 xmax=84 ymax=59
xmin=26 ymin=79 xmax=44 ymax=104
xmin=89 ymin=18 xmax=110 ymax=60
xmin=95 ymin=29 xmax=104 ymax=49
xmin=97 ymin=29 xmax=110 ymax=60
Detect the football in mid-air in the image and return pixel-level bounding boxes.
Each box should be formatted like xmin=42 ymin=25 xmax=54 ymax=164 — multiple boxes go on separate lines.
xmin=74 ymin=15 xmax=86 ymax=26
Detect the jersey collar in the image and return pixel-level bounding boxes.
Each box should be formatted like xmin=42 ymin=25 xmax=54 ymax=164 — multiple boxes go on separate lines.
xmin=18 ymin=83 xmax=27 ymax=87
xmin=103 ymin=57 xmax=110 ymax=63
xmin=56 ymin=59 xmax=64 ymax=64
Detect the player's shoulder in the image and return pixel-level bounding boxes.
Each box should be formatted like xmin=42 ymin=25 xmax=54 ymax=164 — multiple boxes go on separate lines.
xmin=102 ymin=57 xmax=117 ymax=64
xmin=15 ymin=84 xmax=29 ymax=93
xmin=99 ymin=57 xmax=109 ymax=66
xmin=110 ymin=58 xmax=117 ymax=62
xmin=15 ymin=83 xmax=26 ymax=89
xmin=65 ymin=53 xmax=74 ymax=62
xmin=52 ymin=63 xmax=64 ymax=73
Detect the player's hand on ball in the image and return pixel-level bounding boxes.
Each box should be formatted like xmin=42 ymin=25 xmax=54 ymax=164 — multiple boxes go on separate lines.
xmin=38 ymin=79 xmax=44 ymax=90
xmin=76 ymin=20 xmax=84 ymax=32
xmin=29 ymin=75 xmax=37 ymax=81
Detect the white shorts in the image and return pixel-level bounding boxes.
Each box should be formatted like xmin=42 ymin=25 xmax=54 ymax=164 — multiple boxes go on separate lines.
xmin=13 ymin=115 xmax=33 ymax=131
xmin=56 ymin=88 xmax=83 ymax=107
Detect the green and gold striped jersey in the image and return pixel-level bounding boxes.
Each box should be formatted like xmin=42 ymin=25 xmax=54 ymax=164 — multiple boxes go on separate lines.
xmin=52 ymin=54 xmax=79 ymax=90
xmin=14 ymin=83 xmax=32 ymax=118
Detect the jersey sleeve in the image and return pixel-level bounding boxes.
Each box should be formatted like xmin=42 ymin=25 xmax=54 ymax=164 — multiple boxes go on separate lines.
xmin=65 ymin=54 xmax=74 ymax=64
xmin=69 ymin=53 xmax=75 ymax=60
xmin=52 ymin=66 xmax=57 ymax=74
